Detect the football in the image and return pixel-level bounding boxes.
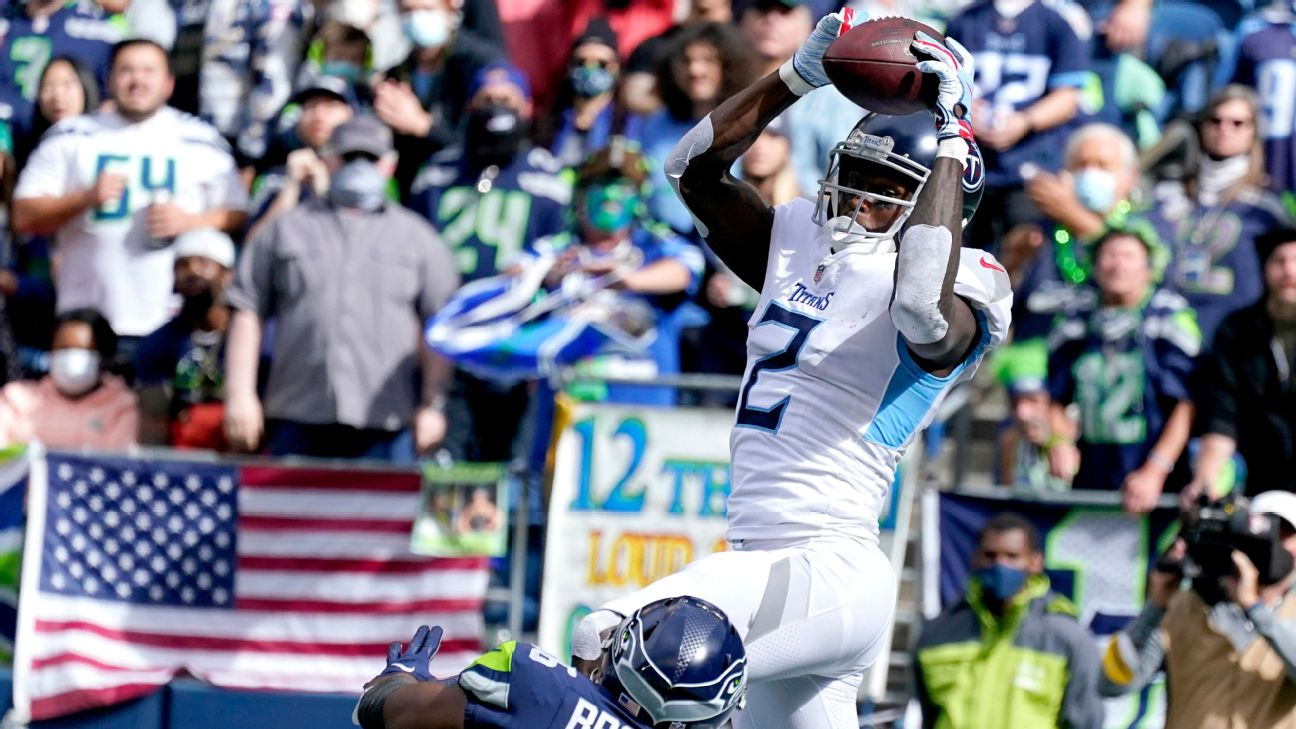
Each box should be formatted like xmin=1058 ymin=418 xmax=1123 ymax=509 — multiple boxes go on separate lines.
xmin=822 ymin=16 xmax=943 ymax=116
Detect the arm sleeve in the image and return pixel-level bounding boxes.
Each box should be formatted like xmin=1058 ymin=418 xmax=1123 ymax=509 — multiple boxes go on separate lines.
xmin=417 ymin=223 xmax=462 ymax=319
xmin=225 ymin=225 xmax=278 ymax=316
xmin=1059 ymin=621 xmax=1105 ymax=729
xmin=14 ymin=132 xmax=74 ymax=200
xmin=1194 ymin=329 xmax=1240 ymax=438
xmin=1048 ymin=11 xmax=1091 ymax=88
xmin=1153 ymin=308 xmax=1203 ymax=403
xmin=1246 ymin=603 xmax=1296 ymax=684
xmin=1098 ymin=604 xmax=1168 ymax=696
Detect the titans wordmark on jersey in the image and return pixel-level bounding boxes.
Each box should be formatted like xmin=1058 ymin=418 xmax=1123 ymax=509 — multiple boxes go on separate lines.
xmin=459 ymin=641 xmax=651 ymax=729
xmin=726 ymin=199 xmax=1012 ymax=543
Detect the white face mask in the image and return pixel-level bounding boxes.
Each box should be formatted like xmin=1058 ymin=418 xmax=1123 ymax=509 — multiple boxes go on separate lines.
xmin=403 ymin=9 xmax=454 ymax=49
xmin=50 ymin=348 xmax=101 ymax=397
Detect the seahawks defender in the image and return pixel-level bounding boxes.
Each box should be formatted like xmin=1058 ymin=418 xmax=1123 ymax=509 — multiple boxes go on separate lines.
xmin=573 ymin=11 xmax=1011 ymax=729
xmin=354 ymin=596 xmax=747 ymax=729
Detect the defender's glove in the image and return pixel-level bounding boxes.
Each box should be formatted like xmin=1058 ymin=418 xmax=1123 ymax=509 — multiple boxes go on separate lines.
xmin=379 ymin=625 xmax=443 ymax=682
xmin=911 ymin=32 xmax=976 ymax=144
xmin=780 ymin=8 xmax=860 ymax=96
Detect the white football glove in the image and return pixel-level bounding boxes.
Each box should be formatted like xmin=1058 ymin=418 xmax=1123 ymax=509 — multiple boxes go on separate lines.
xmin=911 ymin=32 xmax=976 ymax=143
xmin=780 ymin=8 xmax=861 ymax=96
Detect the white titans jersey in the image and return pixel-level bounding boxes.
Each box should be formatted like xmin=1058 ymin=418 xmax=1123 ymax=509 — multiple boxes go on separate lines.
xmin=726 ymin=198 xmax=1011 ymax=542
xmin=15 ymin=108 xmax=247 ymax=336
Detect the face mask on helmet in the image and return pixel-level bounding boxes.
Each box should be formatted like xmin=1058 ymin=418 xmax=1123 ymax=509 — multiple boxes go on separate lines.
xmin=597 ymin=596 xmax=747 ymax=729
xmin=814 ymin=112 xmax=984 ymax=251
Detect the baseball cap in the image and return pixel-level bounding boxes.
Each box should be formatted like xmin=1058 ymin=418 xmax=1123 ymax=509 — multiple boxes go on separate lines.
xmin=290 ymin=75 xmax=356 ymax=108
xmin=326 ymin=113 xmax=393 ymax=158
xmin=1251 ymin=491 xmax=1296 ymax=532
xmin=992 ymin=341 xmax=1048 ymax=397
xmin=173 ymin=228 xmax=236 ymax=269
xmin=764 ymin=114 xmax=790 ymax=139
xmin=467 ymin=62 xmax=532 ymax=102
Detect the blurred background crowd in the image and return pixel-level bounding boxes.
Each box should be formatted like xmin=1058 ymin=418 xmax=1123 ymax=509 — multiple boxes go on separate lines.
xmin=1 ymin=0 xmax=1292 ymax=513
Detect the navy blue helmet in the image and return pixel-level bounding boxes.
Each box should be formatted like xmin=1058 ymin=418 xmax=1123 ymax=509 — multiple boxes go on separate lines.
xmin=598 ymin=596 xmax=748 ymax=728
xmin=815 ymin=111 xmax=985 ymax=245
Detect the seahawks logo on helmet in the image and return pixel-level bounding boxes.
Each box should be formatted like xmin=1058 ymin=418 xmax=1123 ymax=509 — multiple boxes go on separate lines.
xmin=597 ymin=596 xmax=748 ymax=729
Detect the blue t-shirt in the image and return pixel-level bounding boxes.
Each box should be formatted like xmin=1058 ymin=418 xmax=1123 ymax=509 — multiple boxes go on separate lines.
xmin=1047 ymin=288 xmax=1201 ymax=491
xmin=0 ymin=1 xmax=125 ymax=102
xmin=459 ymin=641 xmax=652 ymax=729
xmin=1146 ymin=185 xmax=1290 ymax=344
xmin=408 ymin=145 xmax=571 ymax=283
xmin=1232 ymin=22 xmax=1296 ymax=193
xmin=946 ymin=0 xmax=1090 ymax=187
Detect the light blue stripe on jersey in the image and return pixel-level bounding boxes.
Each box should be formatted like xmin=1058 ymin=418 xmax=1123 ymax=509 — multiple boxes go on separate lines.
xmin=863 ymin=310 xmax=990 ymax=449
xmin=1048 ymin=71 xmax=1092 ymax=89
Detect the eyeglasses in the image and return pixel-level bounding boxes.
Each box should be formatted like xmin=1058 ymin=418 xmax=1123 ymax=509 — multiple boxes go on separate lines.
xmin=1206 ymin=115 xmax=1253 ymax=128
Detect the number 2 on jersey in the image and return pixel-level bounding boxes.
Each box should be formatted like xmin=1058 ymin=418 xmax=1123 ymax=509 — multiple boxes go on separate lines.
xmin=736 ymin=302 xmax=822 ymax=432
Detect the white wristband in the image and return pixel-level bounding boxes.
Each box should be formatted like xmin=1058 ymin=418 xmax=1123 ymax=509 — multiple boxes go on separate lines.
xmin=778 ymin=59 xmax=815 ymax=97
xmin=936 ymin=137 xmax=969 ymax=165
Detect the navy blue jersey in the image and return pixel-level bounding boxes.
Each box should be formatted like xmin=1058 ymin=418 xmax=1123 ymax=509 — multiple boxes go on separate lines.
xmin=1146 ymin=185 xmax=1290 ymax=343
xmin=459 ymin=641 xmax=652 ymax=729
xmin=1233 ymin=22 xmax=1296 ymax=193
xmin=946 ymin=0 xmax=1090 ymax=187
xmin=409 ymin=146 xmax=571 ymax=282
xmin=1047 ymin=288 xmax=1201 ymax=491
xmin=0 ymin=1 xmax=125 ymax=102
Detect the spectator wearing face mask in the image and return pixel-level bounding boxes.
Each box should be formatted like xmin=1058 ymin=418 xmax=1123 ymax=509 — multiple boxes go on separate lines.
xmin=536 ymin=19 xmax=640 ymax=168
xmin=247 ymin=76 xmax=357 ymax=235
xmin=0 ymin=308 xmax=138 ymax=450
xmin=376 ymin=0 xmax=505 ymax=195
xmin=293 ymin=21 xmax=376 ymax=107
xmin=224 ymin=115 xmax=460 ymax=461
xmin=1145 ymin=85 xmax=1292 ymax=345
xmin=1000 ymin=123 xmax=1149 ymax=344
xmin=134 ymin=229 xmax=237 ymax=451
xmin=408 ymin=63 xmax=570 ymax=463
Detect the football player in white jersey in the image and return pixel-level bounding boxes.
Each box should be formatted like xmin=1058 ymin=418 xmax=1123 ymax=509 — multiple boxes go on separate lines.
xmin=571 ymin=10 xmax=1012 ymax=729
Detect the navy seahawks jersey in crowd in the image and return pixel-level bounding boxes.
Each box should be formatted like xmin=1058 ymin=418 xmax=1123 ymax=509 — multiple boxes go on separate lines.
xmin=170 ymin=0 xmax=308 ymax=161
xmin=1147 ymin=184 xmax=1291 ymax=343
xmin=0 ymin=0 xmax=124 ymax=102
xmin=946 ymin=0 xmax=1090 ymax=187
xmin=1233 ymin=21 xmax=1296 ymax=193
xmin=409 ymin=146 xmax=571 ymax=283
xmin=458 ymin=641 xmax=651 ymax=729
xmin=1048 ymin=288 xmax=1201 ymax=491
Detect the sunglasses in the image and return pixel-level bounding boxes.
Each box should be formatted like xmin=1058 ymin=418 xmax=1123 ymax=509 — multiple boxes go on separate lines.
xmin=1206 ymin=115 xmax=1253 ymax=128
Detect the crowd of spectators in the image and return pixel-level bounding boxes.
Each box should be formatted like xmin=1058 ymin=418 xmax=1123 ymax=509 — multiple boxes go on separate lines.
xmin=0 ymin=0 xmax=1286 ymax=508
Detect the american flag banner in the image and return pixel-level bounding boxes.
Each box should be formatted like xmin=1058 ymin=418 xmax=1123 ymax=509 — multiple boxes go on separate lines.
xmin=13 ymin=452 xmax=490 ymax=722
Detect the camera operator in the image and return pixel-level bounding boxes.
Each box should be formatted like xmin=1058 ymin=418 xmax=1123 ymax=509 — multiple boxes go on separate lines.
xmin=1099 ymin=491 xmax=1296 ymax=728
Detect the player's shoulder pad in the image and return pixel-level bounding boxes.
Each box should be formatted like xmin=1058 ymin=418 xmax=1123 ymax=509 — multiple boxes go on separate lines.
xmin=459 ymin=640 xmax=518 ymax=710
xmin=955 ymin=248 xmax=1014 ymax=348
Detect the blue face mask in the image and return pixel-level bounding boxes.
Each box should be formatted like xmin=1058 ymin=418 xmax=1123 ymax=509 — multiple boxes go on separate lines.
xmin=570 ymin=64 xmax=615 ymax=97
xmin=973 ymin=564 xmax=1029 ymax=605
xmin=1074 ymin=168 xmax=1117 ymax=213
xmin=320 ymin=61 xmax=362 ymax=83
xmin=583 ymin=183 xmax=639 ymax=233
